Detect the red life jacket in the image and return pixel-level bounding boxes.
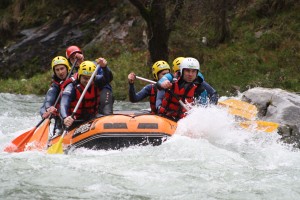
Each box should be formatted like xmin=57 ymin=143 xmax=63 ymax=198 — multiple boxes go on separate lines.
xmin=60 ymin=73 xmax=77 ymax=90
xmin=50 ymin=74 xmax=78 ymax=116
xmin=149 ymin=84 xmax=157 ymax=114
xmin=158 ymin=80 xmax=199 ymax=121
xmin=69 ymin=83 xmax=100 ymax=120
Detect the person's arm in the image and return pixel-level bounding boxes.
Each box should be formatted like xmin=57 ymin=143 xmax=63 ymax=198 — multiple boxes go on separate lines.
xmin=96 ymin=58 xmax=113 ymax=83
xmin=98 ymin=66 xmax=113 ymax=83
xmin=202 ymin=81 xmax=218 ymax=105
xmin=59 ymin=84 xmax=75 ymax=119
xmin=39 ymin=84 xmax=60 ymax=118
xmin=156 ymin=89 xmax=165 ymax=109
xmin=129 ymin=84 xmax=152 ymax=102
xmin=44 ymin=84 xmax=60 ymax=109
xmin=195 ymin=89 xmax=208 ymax=106
xmin=94 ymin=73 xmax=111 ymax=88
xmin=156 ymin=73 xmax=174 ymax=90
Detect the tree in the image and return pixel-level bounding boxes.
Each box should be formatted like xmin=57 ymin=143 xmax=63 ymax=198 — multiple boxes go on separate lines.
xmin=129 ymin=0 xmax=184 ymax=63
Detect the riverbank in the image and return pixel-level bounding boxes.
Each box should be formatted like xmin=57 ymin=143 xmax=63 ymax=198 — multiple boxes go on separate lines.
xmin=0 ymin=1 xmax=299 ymax=99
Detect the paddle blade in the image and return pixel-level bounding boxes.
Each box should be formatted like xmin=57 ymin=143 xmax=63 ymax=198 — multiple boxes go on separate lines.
xmin=47 ymin=131 xmax=66 ymax=154
xmin=3 ymin=128 xmax=36 ymax=153
xmin=239 ymin=120 xmax=279 ymax=133
xmin=219 ymin=99 xmax=258 ymax=120
xmin=26 ymin=119 xmax=50 ymax=151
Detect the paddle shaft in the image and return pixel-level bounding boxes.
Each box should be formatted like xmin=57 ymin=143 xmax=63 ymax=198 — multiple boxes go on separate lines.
xmin=135 ymin=76 xmax=190 ymax=111
xmin=72 ymin=64 xmax=100 ymax=115
xmin=135 ymin=76 xmax=156 ymax=84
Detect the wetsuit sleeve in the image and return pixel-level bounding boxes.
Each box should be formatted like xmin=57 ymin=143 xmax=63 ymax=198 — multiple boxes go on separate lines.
xmin=155 ymin=89 xmax=165 ymax=109
xmin=97 ymin=66 xmax=113 ymax=82
xmin=39 ymin=84 xmax=60 ymax=117
xmin=94 ymin=66 xmax=113 ymax=87
xmin=129 ymin=84 xmax=152 ymax=102
xmin=156 ymin=73 xmax=174 ymax=90
xmin=59 ymin=84 xmax=75 ymax=119
xmin=202 ymin=81 xmax=219 ymax=105
xmin=195 ymin=87 xmax=208 ymax=106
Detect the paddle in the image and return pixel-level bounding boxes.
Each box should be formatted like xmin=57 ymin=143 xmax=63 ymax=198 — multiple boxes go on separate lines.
xmin=239 ymin=120 xmax=279 ymax=133
xmin=3 ymin=60 xmax=78 ymax=153
xmin=47 ymin=64 xmax=100 ymax=154
xmin=218 ymin=99 xmax=258 ymax=120
xmin=3 ymin=118 xmax=46 ymax=152
xmin=135 ymin=76 xmax=279 ymax=133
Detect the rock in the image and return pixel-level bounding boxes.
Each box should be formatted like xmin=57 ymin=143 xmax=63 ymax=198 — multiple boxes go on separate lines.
xmin=278 ymin=125 xmax=300 ymax=148
xmin=242 ymin=87 xmax=300 ymax=148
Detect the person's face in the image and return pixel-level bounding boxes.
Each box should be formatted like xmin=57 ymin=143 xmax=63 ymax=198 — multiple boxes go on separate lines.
xmin=182 ymin=69 xmax=197 ymax=83
xmin=54 ymin=64 xmax=68 ymax=80
xmin=158 ymin=69 xmax=170 ymax=80
xmin=69 ymin=52 xmax=83 ymax=67
xmin=79 ymin=75 xmax=91 ymax=87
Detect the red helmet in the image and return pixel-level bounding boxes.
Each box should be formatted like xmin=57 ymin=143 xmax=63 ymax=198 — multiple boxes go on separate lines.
xmin=66 ymin=46 xmax=82 ymax=59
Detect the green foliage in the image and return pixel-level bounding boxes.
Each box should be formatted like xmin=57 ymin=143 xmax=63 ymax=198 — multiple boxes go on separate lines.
xmin=258 ymin=31 xmax=282 ymax=50
xmin=108 ymin=50 xmax=151 ymax=100
xmin=0 ymin=0 xmax=299 ymax=97
xmin=0 ymin=71 xmax=52 ymax=95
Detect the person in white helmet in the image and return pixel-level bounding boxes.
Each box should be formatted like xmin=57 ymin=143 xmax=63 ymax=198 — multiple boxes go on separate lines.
xmin=156 ymin=57 xmax=208 ymax=121
xmin=172 ymin=57 xmax=218 ymax=104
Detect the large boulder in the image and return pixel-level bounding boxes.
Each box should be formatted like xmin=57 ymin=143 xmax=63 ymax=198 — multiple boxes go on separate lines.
xmin=242 ymin=87 xmax=300 ymax=148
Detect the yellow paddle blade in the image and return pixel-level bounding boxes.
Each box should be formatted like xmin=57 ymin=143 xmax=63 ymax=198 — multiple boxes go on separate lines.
xmin=239 ymin=120 xmax=279 ymax=133
xmin=218 ymin=99 xmax=258 ymax=120
xmin=47 ymin=136 xmax=64 ymax=154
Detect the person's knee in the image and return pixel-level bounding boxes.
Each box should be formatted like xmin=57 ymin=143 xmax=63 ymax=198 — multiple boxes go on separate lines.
xmin=100 ymin=104 xmax=113 ymax=115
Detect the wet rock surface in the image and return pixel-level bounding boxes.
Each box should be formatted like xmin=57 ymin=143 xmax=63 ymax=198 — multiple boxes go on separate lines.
xmin=0 ymin=14 xmax=136 ymax=79
xmin=242 ymin=87 xmax=300 ymax=148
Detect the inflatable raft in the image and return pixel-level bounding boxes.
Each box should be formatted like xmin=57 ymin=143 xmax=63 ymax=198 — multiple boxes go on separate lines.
xmin=47 ymin=111 xmax=177 ymax=152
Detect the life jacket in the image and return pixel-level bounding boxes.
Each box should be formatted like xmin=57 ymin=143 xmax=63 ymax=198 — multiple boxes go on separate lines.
xmin=149 ymin=84 xmax=157 ymax=114
xmin=69 ymin=83 xmax=100 ymax=120
xmin=60 ymin=73 xmax=78 ymax=90
xmin=158 ymin=78 xmax=205 ymax=121
xmin=49 ymin=74 xmax=78 ymax=116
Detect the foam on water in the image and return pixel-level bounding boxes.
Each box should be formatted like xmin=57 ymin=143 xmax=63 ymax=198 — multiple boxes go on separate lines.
xmin=1 ymin=93 xmax=300 ymax=199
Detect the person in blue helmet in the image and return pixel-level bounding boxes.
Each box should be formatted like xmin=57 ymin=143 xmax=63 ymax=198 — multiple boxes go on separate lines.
xmin=156 ymin=57 xmax=208 ymax=121
xmin=128 ymin=60 xmax=171 ymax=114
xmin=65 ymin=45 xmax=114 ymax=115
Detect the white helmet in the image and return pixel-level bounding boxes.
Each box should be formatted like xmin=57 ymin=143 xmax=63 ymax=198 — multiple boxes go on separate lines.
xmin=180 ymin=57 xmax=200 ymax=75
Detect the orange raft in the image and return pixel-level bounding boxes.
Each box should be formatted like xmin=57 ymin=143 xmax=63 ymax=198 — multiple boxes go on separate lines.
xmin=47 ymin=111 xmax=177 ymax=152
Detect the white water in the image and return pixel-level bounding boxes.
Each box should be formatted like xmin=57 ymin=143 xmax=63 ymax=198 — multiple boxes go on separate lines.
xmin=1 ymin=93 xmax=300 ymax=200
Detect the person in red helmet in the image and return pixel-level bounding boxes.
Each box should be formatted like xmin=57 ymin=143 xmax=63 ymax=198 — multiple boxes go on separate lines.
xmin=65 ymin=45 xmax=84 ymax=69
xmin=65 ymin=45 xmax=114 ymax=115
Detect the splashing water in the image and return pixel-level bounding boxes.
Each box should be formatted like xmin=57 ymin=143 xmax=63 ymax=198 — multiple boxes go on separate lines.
xmin=1 ymin=93 xmax=300 ymax=199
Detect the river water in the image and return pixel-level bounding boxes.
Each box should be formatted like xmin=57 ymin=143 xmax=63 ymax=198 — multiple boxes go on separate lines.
xmin=0 ymin=93 xmax=300 ymax=200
